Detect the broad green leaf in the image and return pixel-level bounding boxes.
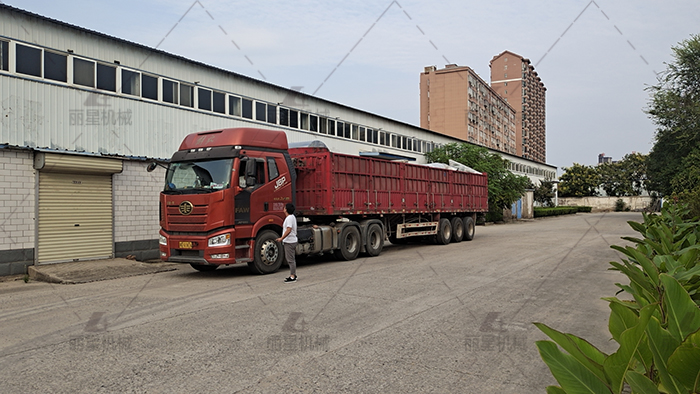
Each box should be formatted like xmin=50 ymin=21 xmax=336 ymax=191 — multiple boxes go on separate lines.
xmin=609 ymin=302 xmax=639 ymax=342
xmin=668 ymin=329 xmax=700 ymax=391
xmin=646 ymin=317 xmax=684 ymax=394
xmin=546 ymin=386 xmax=567 ymax=394
xmin=534 ymin=323 xmax=608 ymax=382
xmin=626 ymin=371 xmax=660 ymax=394
xmin=609 ymin=303 xmax=653 ymax=371
xmin=608 ymin=260 xmax=657 ymax=304
xmin=604 ymin=297 xmax=641 ymax=311
xmin=536 ymin=340 xmax=612 ymax=394
xmin=603 ymin=304 xmax=655 ymax=394
xmin=628 ymin=221 xmax=647 ymax=236
xmin=627 ymin=247 xmax=661 ymax=286
xmin=672 ymin=264 xmax=700 ymax=283
xmin=660 ymin=274 xmax=700 ymax=342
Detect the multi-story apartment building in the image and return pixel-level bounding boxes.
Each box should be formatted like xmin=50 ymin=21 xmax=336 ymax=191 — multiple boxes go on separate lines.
xmin=490 ymin=51 xmax=547 ymax=163
xmin=420 ymin=64 xmax=517 ymax=155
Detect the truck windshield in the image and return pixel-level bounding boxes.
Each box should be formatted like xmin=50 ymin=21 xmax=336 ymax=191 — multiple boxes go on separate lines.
xmin=164 ymin=159 xmax=233 ymax=193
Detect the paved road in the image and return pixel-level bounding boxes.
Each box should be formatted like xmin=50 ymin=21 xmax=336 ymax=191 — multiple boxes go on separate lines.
xmin=0 ymin=212 xmax=642 ymax=393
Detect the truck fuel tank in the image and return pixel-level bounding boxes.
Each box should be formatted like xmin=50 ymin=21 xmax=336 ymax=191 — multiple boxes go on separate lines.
xmin=296 ymin=225 xmax=335 ymax=255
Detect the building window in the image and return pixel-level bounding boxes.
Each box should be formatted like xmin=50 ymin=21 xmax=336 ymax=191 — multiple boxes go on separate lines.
xmin=309 ymin=115 xmax=318 ymax=132
xmin=163 ymin=79 xmax=178 ymax=104
xmin=180 ymin=84 xmax=194 ymax=107
xmin=380 ymin=131 xmax=387 ymax=146
xmin=229 ymin=95 xmax=241 ymax=116
xmin=359 ymin=127 xmax=365 ymax=141
xmin=213 ymin=91 xmax=225 ymax=114
xmin=337 ymin=122 xmax=344 ymax=137
xmin=74 ymin=58 xmax=95 ymax=87
xmin=142 ymin=74 xmax=158 ymax=100
xmin=300 ymin=113 xmax=309 ymax=130
xmin=319 ymin=117 xmax=327 ymax=134
xmin=44 ymin=51 xmax=67 ymax=82
xmin=97 ymin=63 xmax=116 ymax=92
xmin=279 ymin=108 xmax=289 ymax=126
xmin=327 ymin=119 xmax=335 ymax=136
xmin=289 ymin=110 xmax=298 ymax=128
xmin=255 ymin=102 xmax=266 ymax=121
xmin=266 ymin=104 xmax=277 ymax=124
xmin=0 ymin=40 xmax=8 ymax=71
xmin=344 ymin=123 xmax=351 ymax=139
xmin=198 ymin=88 xmax=212 ymax=111
xmin=15 ymin=44 xmax=41 ymax=77
xmin=122 ymin=69 xmax=140 ymax=96
xmin=241 ymin=98 xmax=253 ymax=119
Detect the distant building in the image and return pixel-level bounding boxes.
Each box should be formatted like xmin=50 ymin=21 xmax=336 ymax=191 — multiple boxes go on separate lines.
xmin=489 ymin=51 xmax=547 ymax=163
xmin=419 ymin=64 xmax=517 ymax=155
xmin=598 ymin=153 xmax=613 ymax=165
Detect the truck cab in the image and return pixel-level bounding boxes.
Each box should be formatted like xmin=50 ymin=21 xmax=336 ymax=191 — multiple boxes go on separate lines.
xmin=156 ymin=128 xmax=296 ymax=273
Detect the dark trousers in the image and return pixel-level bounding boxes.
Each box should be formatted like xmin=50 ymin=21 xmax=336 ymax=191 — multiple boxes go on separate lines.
xmin=284 ymin=242 xmax=297 ymax=276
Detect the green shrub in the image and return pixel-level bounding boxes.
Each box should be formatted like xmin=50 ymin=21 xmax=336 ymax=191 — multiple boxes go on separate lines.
xmin=614 ymin=198 xmax=626 ymax=212
xmin=534 ymin=206 xmax=588 ymax=217
xmin=535 ymin=203 xmax=700 ymax=393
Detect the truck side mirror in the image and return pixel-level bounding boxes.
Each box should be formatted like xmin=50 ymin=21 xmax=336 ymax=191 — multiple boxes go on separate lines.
xmin=146 ymin=162 xmax=158 ymax=172
xmin=245 ymin=159 xmax=257 ymax=187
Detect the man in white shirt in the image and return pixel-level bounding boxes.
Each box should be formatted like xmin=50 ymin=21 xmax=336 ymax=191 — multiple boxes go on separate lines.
xmin=276 ymin=203 xmax=298 ymax=283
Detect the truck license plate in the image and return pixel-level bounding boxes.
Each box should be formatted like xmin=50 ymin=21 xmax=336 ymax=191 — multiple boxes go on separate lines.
xmin=179 ymin=241 xmax=193 ymax=249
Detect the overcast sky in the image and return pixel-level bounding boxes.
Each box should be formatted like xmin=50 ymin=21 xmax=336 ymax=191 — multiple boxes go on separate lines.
xmin=4 ymin=0 xmax=699 ymax=172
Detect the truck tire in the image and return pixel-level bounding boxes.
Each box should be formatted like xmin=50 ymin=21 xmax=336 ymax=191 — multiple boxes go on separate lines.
xmin=435 ymin=218 xmax=452 ymax=245
xmin=248 ymin=230 xmax=284 ymax=274
xmin=364 ymin=223 xmax=384 ymax=257
xmin=450 ymin=217 xmax=464 ymax=243
xmin=463 ymin=217 xmax=475 ymax=241
xmin=190 ymin=263 xmax=218 ymax=272
xmin=334 ymin=226 xmax=361 ymax=261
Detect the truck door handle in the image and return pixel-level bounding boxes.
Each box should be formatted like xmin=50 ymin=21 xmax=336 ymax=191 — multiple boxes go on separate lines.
xmin=264 ymin=202 xmax=269 ymax=211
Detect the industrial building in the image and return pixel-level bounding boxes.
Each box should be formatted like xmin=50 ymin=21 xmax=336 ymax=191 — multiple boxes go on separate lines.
xmin=0 ymin=4 xmax=556 ymax=275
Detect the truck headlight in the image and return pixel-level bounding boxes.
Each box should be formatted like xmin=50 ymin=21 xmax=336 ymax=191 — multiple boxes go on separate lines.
xmin=159 ymin=234 xmax=167 ymax=246
xmin=208 ymin=233 xmax=231 ymax=247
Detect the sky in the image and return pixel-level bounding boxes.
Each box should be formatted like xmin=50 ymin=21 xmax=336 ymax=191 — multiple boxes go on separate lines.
xmin=4 ymin=0 xmax=699 ymax=173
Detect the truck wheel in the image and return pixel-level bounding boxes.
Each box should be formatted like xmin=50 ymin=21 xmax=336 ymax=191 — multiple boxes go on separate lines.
xmin=190 ymin=263 xmax=218 ymax=272
xmin=450 ymin=217 xmax=464 ymax=243
xmin=434 ymin=218 xmax=452 ymax=245
xmin=364 ymin=223 xmax=384 ymax=257
xmin=463 ymin=217 xmax=475 ymax=241
xmin=248 ymin=230 xmax=284 ymax=274
xmin=334 ymin=226 xmax=361 ymax=261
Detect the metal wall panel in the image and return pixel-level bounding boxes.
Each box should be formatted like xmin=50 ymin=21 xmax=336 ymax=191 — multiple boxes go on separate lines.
xmin=38 ymin=172 xmax=113 ymax=263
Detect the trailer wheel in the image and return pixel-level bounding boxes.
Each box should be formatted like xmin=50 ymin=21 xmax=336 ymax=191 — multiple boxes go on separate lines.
xmin=334 ymin=226 xmax=361 ymax=261
xmin=248 ymin=230 xmax=284 ymax=274
xmin=364 ymin=223 xmax=384 ymax=257
xmin=190 ymin=263 xmax=218 ymax=272
xmin=435 ymin=218 xmax=452 ymax=245
xmin=450 ymin=217 xmax=464 ymax=243
xmin=463 ymin=217 xmax=475 ymax=241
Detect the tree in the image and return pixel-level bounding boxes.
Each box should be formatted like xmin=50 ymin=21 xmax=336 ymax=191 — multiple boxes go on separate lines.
xmin=533 ymin=179 xmax=555 ymax=207
xmin=425 ymin=143 xmax=530 ymax=217
xmin=558 ymin=163 xmax=598 ymax=197
xmin=597 ymin=153 xmax=648 ymax=197
xmin=646 ymin=33 xmax=700 ymax=196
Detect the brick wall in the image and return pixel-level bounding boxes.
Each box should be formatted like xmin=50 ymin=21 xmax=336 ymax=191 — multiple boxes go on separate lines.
xmin=0 ymin=149 xmax=36 ymax=275
xmin=113 ymin=160 xmax=164 ymax=260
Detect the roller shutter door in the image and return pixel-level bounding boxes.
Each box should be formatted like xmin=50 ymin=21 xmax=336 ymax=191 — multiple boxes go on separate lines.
xmin=37 ymin=172 xmax=114 ymax=263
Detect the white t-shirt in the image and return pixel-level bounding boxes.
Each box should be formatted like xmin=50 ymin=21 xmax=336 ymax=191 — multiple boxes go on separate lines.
xmin=282 ymin=214 xmax=297 ymax=244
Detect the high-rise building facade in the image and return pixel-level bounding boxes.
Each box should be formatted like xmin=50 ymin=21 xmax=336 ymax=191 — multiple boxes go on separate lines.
xmin=420 ymin=64 xmax=517 ymax=155
xmin=490 ymin=51 xmax=547 ymax=163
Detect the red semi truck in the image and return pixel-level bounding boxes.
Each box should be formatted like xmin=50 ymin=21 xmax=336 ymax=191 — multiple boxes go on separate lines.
xmin=153 ymin=127 xmax=488 ymax=273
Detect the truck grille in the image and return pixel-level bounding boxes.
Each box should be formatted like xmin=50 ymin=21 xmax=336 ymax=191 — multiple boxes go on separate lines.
xmin=166 ymin=204 xmax=208 ymax=231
